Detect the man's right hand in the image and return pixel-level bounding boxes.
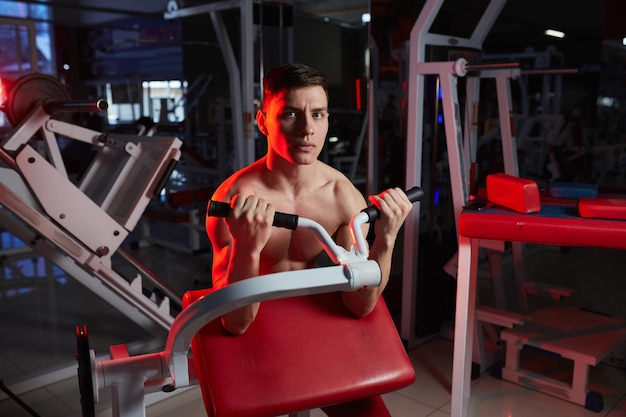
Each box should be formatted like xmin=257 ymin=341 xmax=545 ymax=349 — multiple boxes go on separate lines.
xmin=226 ymin=194 xmax=275 ymax=254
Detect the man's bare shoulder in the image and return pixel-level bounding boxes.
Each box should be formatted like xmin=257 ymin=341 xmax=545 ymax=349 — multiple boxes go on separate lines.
xmin=206 ymin=160 xmax=269 ymax=248
xmin=212 ymin=159 xmax=266 ymax=201
xmin=316 ymin=164 xmax=367 ymax=218
xmin=335 ymin=179 xmax=367 ymax=216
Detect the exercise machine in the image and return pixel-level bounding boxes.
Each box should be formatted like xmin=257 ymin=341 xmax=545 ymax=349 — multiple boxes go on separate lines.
xmin=76 ymin=187 xmax=424 ymax=417
xmin=0 ymin=73 xmax=184 ymax=340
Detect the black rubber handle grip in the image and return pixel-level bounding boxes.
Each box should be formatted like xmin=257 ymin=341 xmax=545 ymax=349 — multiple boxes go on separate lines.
xmin=207 ymin=186 xmax=423 ymax=229
xmin=361 ymin=186 xmax=424 ymax=222
xmin=207 ymin=201 xmax=299 ymax=230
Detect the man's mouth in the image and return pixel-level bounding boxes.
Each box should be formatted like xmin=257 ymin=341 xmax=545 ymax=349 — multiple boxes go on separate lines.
xmin=293 ymin=142 xmax=315 ymax=150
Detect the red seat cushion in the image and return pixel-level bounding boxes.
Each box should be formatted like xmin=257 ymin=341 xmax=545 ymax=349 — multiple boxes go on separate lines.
xmin=578 ymin=198 xmax=626 ymax=220
xmin=183 ymin=290 xmax=415 ymax=417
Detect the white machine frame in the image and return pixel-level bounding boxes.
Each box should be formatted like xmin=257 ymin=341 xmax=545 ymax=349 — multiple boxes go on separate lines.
xmin=403 ymin=2 xmax=606 ymax=416
xmin=0 ymin=95 xmax=184 ymax=352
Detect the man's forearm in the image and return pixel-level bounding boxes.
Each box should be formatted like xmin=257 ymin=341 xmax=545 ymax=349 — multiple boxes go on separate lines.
xmin=220 ymin=247 xmax=262 ymax=334
xmin=341 ymin=238 xmax=395 ymax=317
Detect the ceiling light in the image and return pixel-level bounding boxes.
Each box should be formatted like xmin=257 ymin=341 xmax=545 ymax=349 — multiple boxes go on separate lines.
xmin=361 ymin=13 xmax=371 ymax=23
xmin=544 ymin=29 xmax=565 ymax=39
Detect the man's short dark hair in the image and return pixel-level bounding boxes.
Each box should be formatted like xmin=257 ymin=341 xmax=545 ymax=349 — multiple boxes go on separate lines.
xmin=262 ymin=63 xmax=328 ymax=108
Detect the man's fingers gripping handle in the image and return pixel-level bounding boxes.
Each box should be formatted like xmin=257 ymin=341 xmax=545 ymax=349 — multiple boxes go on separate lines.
xmin=361 ymin=186 xmax=425 ymax=222
xmin=207 ymin=201 xmax=299 ymax=230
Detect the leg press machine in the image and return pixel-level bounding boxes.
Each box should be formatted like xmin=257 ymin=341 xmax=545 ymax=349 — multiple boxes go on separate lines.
xmin=0 ymin=74 xmax=183 ymax=334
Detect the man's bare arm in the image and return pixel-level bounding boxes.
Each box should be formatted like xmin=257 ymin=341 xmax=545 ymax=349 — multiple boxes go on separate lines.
xmin=206 ymin=194 xmax=274 ymax=335
xmin=341 ymin=188 xmax=413 ymax=317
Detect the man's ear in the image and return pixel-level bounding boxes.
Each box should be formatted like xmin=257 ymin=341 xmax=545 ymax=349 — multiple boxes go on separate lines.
xmin=256 ymin=110 xmax=268 ymax=136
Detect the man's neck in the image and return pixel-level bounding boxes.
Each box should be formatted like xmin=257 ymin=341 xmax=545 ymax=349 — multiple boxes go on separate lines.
xmin=264 ymin=154 xmax=318 ymax=192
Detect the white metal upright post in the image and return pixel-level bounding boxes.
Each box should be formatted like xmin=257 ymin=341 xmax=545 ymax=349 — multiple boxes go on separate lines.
xmin=402 ymin=0 xmax=508 ymax=348
xmin=404 ymin=2 xmax=515 ymax=416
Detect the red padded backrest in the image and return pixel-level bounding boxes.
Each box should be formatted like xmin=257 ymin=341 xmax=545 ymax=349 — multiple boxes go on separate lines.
xmin=183 ymin=290 xmax=416 ymax=417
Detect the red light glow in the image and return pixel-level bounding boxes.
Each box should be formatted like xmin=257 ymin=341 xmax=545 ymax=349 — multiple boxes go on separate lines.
xmin=355 ymin=78 xmax=362 ymax=111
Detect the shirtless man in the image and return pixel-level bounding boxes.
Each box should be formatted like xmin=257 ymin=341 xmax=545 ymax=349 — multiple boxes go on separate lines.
xmin=205 ymin=63 xmax=412 ymax=416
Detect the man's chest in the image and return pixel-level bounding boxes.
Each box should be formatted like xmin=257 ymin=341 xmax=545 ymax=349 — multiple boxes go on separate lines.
xmin=261 ymin=227 xmax=325 ymax=267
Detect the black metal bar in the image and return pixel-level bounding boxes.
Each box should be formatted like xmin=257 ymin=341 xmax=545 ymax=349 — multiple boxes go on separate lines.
xmin=0 ymin=380 xmax=42 ymax=417
xmin=464 ymin=62 xmax=520 ymax=71
xmin=43 ymin=99 xmax=108 ymax=115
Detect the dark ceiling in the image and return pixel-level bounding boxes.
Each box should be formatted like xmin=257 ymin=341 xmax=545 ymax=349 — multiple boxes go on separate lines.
xmin=371 ymin=0 xmax=611 ymax=70
xmin=460 ymin=0 xmax=606 ymax=68
xmin=29 ymin=0 xmax=621 ymax=70
xmin=38 ymin=0 xmax=612 ymax=39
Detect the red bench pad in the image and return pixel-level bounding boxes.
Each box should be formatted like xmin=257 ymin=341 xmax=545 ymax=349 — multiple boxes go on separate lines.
xmin=486 ymin=173 xmax=541 ymax=213
xmin=578 ymin=198 xmax=626 ymax=220
xmin=459 ymin=204 xmax=626 ymax=250
xmin=183 ymin=290 xmax=415 ymax=417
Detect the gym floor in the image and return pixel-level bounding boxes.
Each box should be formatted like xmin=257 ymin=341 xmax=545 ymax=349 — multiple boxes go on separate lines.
xmin=1 ymin=227 xmax=626 ymax=417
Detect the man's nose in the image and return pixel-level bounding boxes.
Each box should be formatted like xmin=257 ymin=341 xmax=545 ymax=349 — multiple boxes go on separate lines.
xmin=298 ymin=115 xmax=315 ymax=136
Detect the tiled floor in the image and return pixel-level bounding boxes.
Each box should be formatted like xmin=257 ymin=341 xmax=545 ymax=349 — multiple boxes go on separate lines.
xmin=1 ymin=228 xmax=626 ymax=417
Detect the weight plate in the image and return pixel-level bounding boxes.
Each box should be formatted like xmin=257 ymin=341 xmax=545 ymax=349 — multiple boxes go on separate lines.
xmin=76 ymin=325 xmax=95 ymax=417
xmin=6 ymin=73 xmax=71 ymax=127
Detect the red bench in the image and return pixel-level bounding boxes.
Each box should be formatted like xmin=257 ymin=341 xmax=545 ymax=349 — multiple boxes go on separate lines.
xmin=183 ymin=289 xmax=415 ymax=417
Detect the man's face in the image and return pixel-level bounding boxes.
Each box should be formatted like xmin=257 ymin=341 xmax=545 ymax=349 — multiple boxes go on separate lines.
xmin=258 ymin=85 xmax=329 ymax=165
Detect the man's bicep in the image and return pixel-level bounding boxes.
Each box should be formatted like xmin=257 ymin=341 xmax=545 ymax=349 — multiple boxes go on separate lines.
xmin=206 ymin=216 xmax=232 ymax=288
xmin=335 ymin=218 xmax=369 ymax=252
xmin=210 ymin=246 xmax=231 ymax=288
xmin=334 ymin=224 xmax=354 ymax=251
xmin=334 ymin=183 xmax=369 ymax=250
